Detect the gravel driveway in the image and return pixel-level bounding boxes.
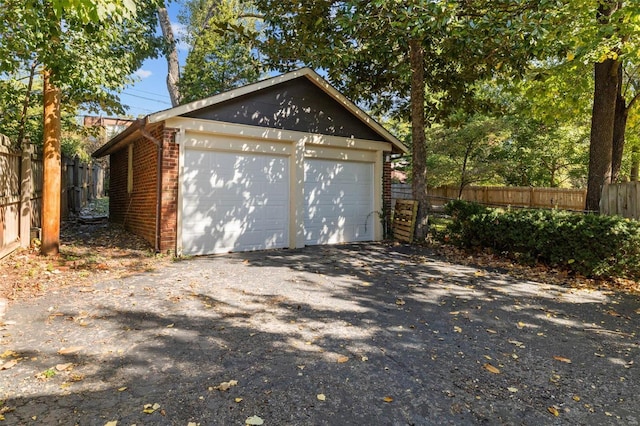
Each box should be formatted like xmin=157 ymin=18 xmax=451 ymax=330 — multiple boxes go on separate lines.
xmin=0 ymin=243 xmax=638 ymax=425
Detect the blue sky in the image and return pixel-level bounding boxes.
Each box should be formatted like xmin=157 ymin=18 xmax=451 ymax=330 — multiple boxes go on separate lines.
xmin=117 ymin=4 xmax=186 ymax=118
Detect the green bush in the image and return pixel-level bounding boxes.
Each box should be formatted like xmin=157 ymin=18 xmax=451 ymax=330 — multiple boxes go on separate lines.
xmin=443 ymin=200 xmax=640 ymax=279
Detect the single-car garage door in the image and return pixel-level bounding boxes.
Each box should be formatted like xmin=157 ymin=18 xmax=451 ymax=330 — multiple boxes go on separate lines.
xmin=181 ymin=149 xmax=289 ymax=255
xmin=304 ymin=159 xmax=374 ymax=245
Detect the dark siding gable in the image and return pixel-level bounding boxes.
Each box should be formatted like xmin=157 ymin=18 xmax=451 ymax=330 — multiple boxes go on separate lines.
xmin=181 ymin=78 xmax=386 ymax=142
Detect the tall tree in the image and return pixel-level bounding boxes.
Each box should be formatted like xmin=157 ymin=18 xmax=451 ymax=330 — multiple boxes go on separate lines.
xmin=582 ymin=0 xmax=640 ymax=210
xmin=253 ymin=0 xmax=561 ymax=239
xmin=611 ymin=60 xmax=640 ymax=182
xmin=158 ymin=5 xmax=182 ymax=107
xmin=178 ymin=0 xmax=261 ymax=103
xmin=585 ymin=1 xmax=622 ymax=211
xmin=0 ymin=0 xmax=162 ymax=255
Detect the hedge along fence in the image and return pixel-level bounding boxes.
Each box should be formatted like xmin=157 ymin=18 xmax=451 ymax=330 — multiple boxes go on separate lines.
xmin=444 ymin=200 xmax=640 ymax=280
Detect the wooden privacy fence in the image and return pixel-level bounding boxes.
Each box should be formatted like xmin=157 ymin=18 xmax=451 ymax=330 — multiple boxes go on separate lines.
xmin=391 ymin=184 xmax=587 ymax=212
xmin=600 ymin=182 xmax=640 ymax=219
xmin=0 ymin=136 xmax=105 ymax=259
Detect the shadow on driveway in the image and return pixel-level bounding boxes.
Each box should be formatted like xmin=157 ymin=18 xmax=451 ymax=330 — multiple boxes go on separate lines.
xmin=1 ymin=243 xmax=638 ymax=425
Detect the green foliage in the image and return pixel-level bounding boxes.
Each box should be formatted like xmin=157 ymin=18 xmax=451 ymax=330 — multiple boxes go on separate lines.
xmin=444 ymin=200 xmax=640 ymax=279
xmin=0 ymin=73 xmax=103 ymax=159
xmin=0 ymin=0 xmax=162 ymax=161
xmin=0 ymin=0 xmax=163 ymax=114
xmin=426 ymin=115 xmax=510 ymax=190
xmin=178 ymin=0 xmax=262 ymax=103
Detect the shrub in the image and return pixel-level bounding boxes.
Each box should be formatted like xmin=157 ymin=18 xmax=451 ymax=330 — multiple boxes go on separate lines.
xmin=444 ymin=201 xmax=640 ymax=279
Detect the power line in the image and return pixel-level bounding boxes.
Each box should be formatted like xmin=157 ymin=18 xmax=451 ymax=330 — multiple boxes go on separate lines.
xmin=127 ymin=87 xmax=172 ymax=99
xmin=120 ymin=91 xmax=172 ymax=105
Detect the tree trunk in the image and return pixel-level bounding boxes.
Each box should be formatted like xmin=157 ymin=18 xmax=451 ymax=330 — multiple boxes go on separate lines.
xmin=611 ymin=63 xmax=627 ymax=183
xmin=631 ymin=146 xmax=639 ymax=181
xmin=409 ymin=38 xmax=428 ymax=240
xmin=458 ymin=142 xmax=472 ymax=199
xmin=158 ymin=6 xmax=181 ymax=107
xmin=585 ymin=58 xmax=618 ymax=211
xmin=41 ymin=69 xmax=62 ymax=256
xmin=585 ymin=1 xmax=621 ymax=211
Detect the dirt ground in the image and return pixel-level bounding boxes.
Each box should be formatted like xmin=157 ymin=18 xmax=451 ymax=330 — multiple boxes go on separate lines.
xmin=0 ymin=241 xmax=638 ymax=425
xmin=0 ymin=219 xmax=173 ymax=301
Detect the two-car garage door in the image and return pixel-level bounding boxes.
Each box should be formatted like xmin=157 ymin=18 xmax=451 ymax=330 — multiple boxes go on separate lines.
xmin=181 ymin=149 xmax=374 ymax=255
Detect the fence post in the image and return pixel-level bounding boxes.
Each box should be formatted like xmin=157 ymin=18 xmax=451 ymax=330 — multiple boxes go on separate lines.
xmin=19 ymin=143 xmax=33 ymax=248
xmin=529 ymin=187 xmax=534 ymax=208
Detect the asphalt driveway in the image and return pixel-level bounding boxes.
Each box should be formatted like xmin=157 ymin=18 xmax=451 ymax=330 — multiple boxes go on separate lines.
xmin=0 ymin=243 xmax=638 ymax=425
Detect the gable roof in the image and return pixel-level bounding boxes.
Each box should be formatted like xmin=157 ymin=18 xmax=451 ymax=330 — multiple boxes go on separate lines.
xmin=94 ymin=68 xmax=408 ymax=158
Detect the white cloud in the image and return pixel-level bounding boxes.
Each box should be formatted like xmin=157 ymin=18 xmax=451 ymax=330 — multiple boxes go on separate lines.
xmin=171 ymin=21 xmax=191 ymax=52
xmin=134 ymin=69 xmax=153 ymax=79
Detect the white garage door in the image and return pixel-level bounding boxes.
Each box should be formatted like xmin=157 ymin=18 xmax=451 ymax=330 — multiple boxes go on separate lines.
xmin=304 ymin=159 xmax=374 ymax=245
xmin=181 ymin=149 xmax=289 ymax=255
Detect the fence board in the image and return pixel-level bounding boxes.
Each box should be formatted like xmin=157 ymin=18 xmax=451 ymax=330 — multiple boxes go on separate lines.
xmin=391 ymin=184 xmax=587 ymax=212
xmin=0 ymin=136 xmax=105 ymax=259
xmin=601 ymin=182 xmax=640 ymax=219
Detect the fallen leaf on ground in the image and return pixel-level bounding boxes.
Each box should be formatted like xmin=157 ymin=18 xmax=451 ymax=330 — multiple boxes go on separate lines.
xmin=58 ymin=346 xmax=84 ymax=355
xmin=317 ymin=393 xmax=326 ymax=401
xmin=547 ymin=406 xmax=560 ymax=416
xmin=55 ymin=363 xmax=73 ymax=371
xmin=453 ymin=326 xmax=462 ymax=333
xmin=395 ymin=298 xmax=405 ymax=306
xmin=553 ymin=356 xmax=572 ymax=364
xmin=486 ymin=329 xmax=497 ymax=334
xmin=483 ymin=363 xmax=500 ymax=374
xmin=104 ymin=421 xmax=118 ymax=426
xmin=507 ymin=387 xmax=518 ymax=393
xmin=0 ymin=359 xmax=17 ymax=370
xmin=235 ymin=398 xmax=243 ymax=403
xmin=516 ymin=322 xmax=526 ymax=329
xmin=0 ymin=350 xmax=18 ymax=358
xmin=383 ymin=396 xmax=393 ymax=403
xmin=573 ymin=395 xmax=581 ymax=402
xmin=337 ymin=355 xmax=349 ymax=363
xmin=213 ymin=380 xmax=238 ymax=391
xmin=118 ymin=387 xmax=127 ymax=392
xmin=245 ymin=415 xmax=264 ymax=425
xmin=143 ymin=403 xmax=161 ymax=414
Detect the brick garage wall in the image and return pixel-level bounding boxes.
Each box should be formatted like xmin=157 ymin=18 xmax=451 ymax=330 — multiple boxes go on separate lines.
xmin=159 ymin=129 xmax=179 ymax=253
xmin=108 ymin=124 xmax=165 ymax=249
xmin=383 ymin=155 xmax=392 ymax=237
xmin=109 ymin=148 xmax=128 ymax=225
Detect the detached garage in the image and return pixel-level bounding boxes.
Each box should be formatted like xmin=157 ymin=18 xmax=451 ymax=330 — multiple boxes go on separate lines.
xmin=93 ymin=68 xmax=408 ymax=255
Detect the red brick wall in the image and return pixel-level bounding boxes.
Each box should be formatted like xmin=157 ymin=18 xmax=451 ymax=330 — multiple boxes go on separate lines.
xmin=109 ymin=148 xmax=128 ymax=225
xmin=159 ymin=129 xmax=179 ymax=252
xmin=108 ymin=124 xmax=165 ymax=250
xmin=383 ymin=155 xmax=392 ymax=237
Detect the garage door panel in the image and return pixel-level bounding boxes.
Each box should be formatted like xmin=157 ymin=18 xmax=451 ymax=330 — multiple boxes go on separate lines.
xmin=182 ymin=150 xmax=289 ymax=255
xmin=304 ymin=159 xmax=373 ymax=245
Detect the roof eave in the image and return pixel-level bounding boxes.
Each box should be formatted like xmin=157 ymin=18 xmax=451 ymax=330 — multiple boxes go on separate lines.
xmin=92 ymin=118 xmax=145 ymax=158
